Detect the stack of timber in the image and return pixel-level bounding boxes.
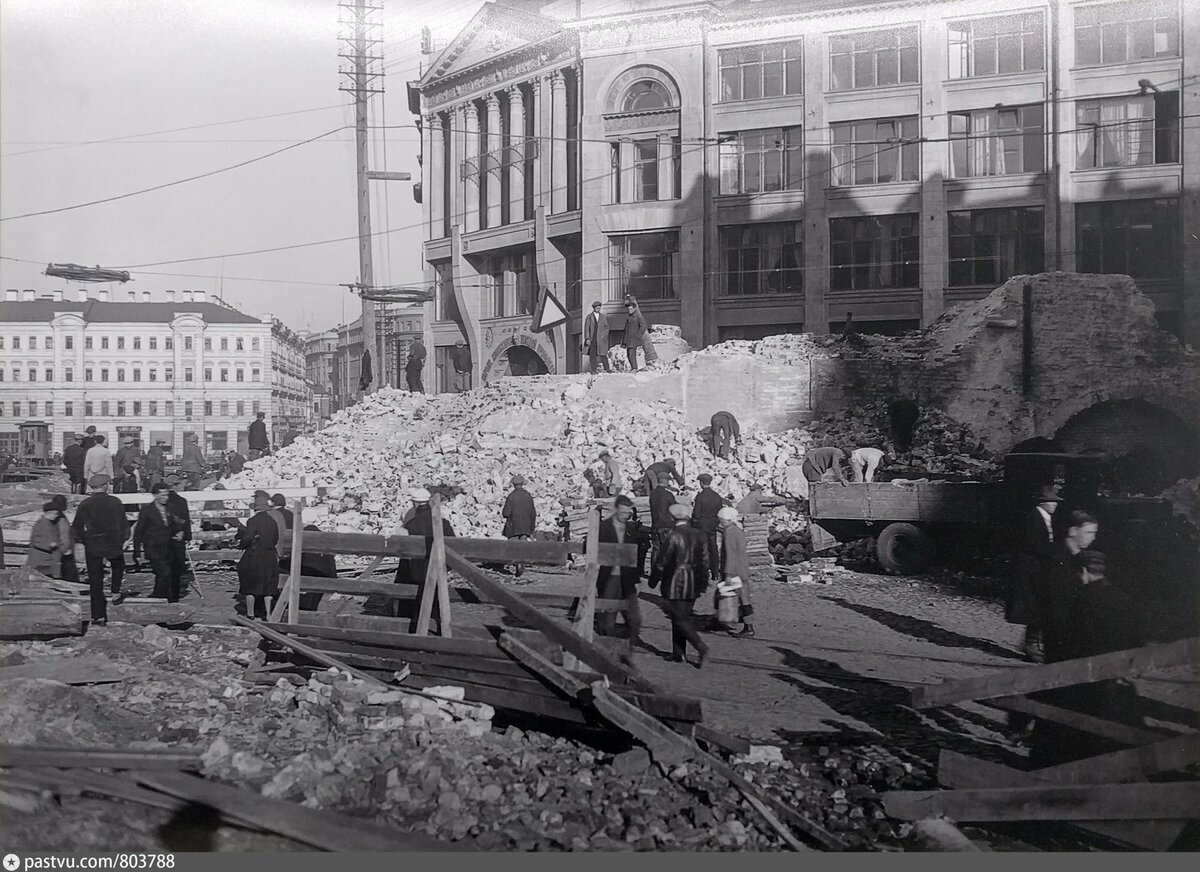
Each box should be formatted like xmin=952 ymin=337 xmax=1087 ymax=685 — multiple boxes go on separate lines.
xmin=883 ymin=638 xmax=1200 ymax=850
xmin=0 ymin=567 xmax=84 ymax=639
xmin=743 ymin=513 xmax=774 ymax=567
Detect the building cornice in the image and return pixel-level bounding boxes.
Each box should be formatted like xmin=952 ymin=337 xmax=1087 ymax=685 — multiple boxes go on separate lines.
xmin=423 ymin=36 xmax=577 ymax=110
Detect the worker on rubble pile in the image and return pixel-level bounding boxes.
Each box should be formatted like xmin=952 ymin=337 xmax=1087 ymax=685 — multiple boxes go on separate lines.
xmin=584 ymin=301 xmax=612 ymax=374
xmin=597 ymin=495 xmax=643 ymax=644
xmin=63 ymin=434 xmax=87 ymax=495
xmin=849 ymin=446 xmax=887 ymax=483
xmin=25 ymin=495 xmax=75 ymax=581
xmin=1007 ymin=485 xmax=1061 ymax=663
xmin=887 ymin=398 xmax=921 ymax=454
xmin=226 ymin=449 xmax=246 ymax=478
xmin=802 ymin=446 xmax=849 ymax=486
xmin=583 ymin=468 xmax=607 ymax=499
xmin=501 ymin=475 xmax=536 ymax=578
xmin=736 ymin=484 xmax=765 ymax=516
xmin=235 ymin=491 xmax=282 ymax=620
xmin=622 ymin=300 xmax=649 ymax=372
xmin=691 ymin=473 xmax=725 ymax=583
xmin=72 ymin=474 xmax=130 ymax=624
xmin=652 ymin=503 xmax=710 ymax=668
xmin=647 ymin=472 xmax=677 ymax=587
xmin=718 ymin=507 xmax=755 ymax=638
xmin=598 ymin=450 xmax=621 ymax=496
xmin=709 ymin=411 xmax=740 ymax=459
xmin=83 ymin=434 xmax=114 ymax=484
xmin=248 ymin=412 xmax=270 ymax=460
xmin=280 ymin=421 xmax=299 ymax=449
xmin=134 ymin=482 xmax=190 ymax=604
xmin=642 ymin=457 xmax=685 ymax=494
xmin=394 ymin=489 xmax=456 ymax=627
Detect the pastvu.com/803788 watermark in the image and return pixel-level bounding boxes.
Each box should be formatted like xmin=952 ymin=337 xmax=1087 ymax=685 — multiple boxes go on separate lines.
xmin=5 ymin=856 xmax=175 ymax=870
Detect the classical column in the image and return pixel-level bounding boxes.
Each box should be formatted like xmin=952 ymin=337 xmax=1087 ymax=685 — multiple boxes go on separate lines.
xmin=531 ymin=76 xmax=546 ymax=209
xmin=656 ymin=132 xmax=674 ymax=201
xmin=427 ymin=114 xmax=444 ymax=238
xmin=618 ymin=139 xmax=637 ymax=203
xmin=507 ymin=86 xmax=526 ymax=223
xmin=463 ymin=102 xmax=480 ymax=234
xmin=550 ymin=70 xmax=568 ymax=213
xmin=485 ymin=92 xmax=503 ymax=229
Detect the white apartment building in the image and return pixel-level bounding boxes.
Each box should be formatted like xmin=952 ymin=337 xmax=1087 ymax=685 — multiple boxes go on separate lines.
xmin=0 ymin=287 xmax=307 ymax=458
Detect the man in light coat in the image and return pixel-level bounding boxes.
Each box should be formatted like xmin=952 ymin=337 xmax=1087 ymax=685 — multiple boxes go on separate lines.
xmin=83 ymin=434 xmax=114 ymax=483
xmin=583 ymin=301 xmax=611 ymax=373
xmin=718 ymin=507 xmax=755 ymax=638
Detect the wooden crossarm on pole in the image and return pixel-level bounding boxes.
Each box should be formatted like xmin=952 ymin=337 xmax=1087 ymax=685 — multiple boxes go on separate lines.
xmin=910 ymin=638 xmax=1200 ymax=709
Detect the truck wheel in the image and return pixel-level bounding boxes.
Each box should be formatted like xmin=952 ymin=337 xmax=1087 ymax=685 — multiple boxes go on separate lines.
xmin=876 ymin=523 xmax=931 ymax=575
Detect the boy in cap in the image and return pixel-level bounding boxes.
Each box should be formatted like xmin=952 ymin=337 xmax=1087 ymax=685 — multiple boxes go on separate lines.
xmin=72 ymin=474 xmax=131 ymax=623
xmin=502 ymin=475 xmax=536 ymax=577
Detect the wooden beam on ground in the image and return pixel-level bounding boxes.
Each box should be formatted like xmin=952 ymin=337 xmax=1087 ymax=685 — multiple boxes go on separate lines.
xmin=4 ymin=768 xmax=191 ymax=814
xmin=883 ymin=781 xmax=1200 ymax=822
xmin=112 ymin=487 xmax=323 ymax=506
xmin=1036 ymin=733 xmax=1200 ymax=785
xmin=0 ymin=745 xmax=202 ymax=771
xmin=987 ymin=695 xmax=1168 ymax=746
xmin=692 ymin=724 xmax=752 ymax=756
xmin=133 ymin=771 xmax=460 ymax=851
xmin=259 ymin=620 xmax=499 ymax=658
xmin=291 ymin=530 xmax=638 ymax=567
xmin=234 ymin=616 xmax=398 ymax=688
xmin=0 ymin=599 xmax=83 ymax=638
xmin=188 ymin=549 xmax=243 ymax=563
xmin=444 ymin=546 xmax=649 ymax=690
xmin=498 ymin=631 xmax=589 ymax=698
xmin=936 ymin=750 xmax=1190 ymax=850
xmin=564 ymin=507 xmax=601 ymax=673
xmin=589 ymin=680 xmax=694 ymax=767
xmin=911 ymin=638 xmax=1200 ymax=710
xmin=0 ymin=654 xmax=137 ymax=685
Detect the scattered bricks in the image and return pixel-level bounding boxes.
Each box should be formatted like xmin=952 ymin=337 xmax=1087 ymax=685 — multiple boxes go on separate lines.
xmin=365 ymin=689 xmax=407 ymax=705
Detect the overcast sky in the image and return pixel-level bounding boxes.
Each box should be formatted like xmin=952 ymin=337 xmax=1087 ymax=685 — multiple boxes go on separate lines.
xmin=1 ymin=0 xmax=483 ymax=333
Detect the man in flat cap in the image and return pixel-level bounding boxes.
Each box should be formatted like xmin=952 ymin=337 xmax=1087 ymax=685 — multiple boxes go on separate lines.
xmin=690 ymin=473 xmax=725 ymax=583
xmin=653 ymin=502 xmax=710 ymax=667
xmin=180 ymin=433 xmax=206 ymax=491
xmin=1008 ymin=484 xmax=1061 ymax=663
xmin=72 ymin=474 xmax=131 ymax=624
xmin=452 ymin=338 xmax=473 ymax=393
xmin=583 ymin=301 xmax=611 ymax=373
xmin=502 ymin=475 xmax=536 ymax=577
xmin=63 ymin=434 xmax=87 ymax=494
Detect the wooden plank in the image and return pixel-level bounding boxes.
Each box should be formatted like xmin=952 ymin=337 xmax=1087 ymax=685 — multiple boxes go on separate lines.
xmin=294 ymin=576 xmax=626 ymax=612
xmin=693 ymin=724 xmax=752 ymax=756
xmin=883 ymin=782 xmax=1200 ymax=823
xmin=589 ymin=681 xmax=693 ymax=767
xmin=444 ymin=546 xmax=649 ymax=691
xmin=416 ymin=496 xmax=449 ymax=637
xmin=0 ymin=600 xmax=83 ymax=638
xmin=987 ymin=696 xmax=1168 ymax=746
xmin=260 ymin=620 xmax=501 ymax=658
xmin=4 ymin=768 xmax=191 ymax=814
xmin=0 ymin=655 xmax=137 ymax=685
xmin=134 ymin=771 xmax=459 ymax=851
xmin=291 ymin=530 xmax=638 ymax=567
xmin=564 ymin=507 xmax=602 ymax=672
xmin=1037 ymin=733 xmax=1200 ymax=785
xmin=188 ymin=549 xmax=243 ymax=562
xmin=936 ymin=750 xmax=1189 ymax=850
xmin=286 ymin=501 xmax=303 ymax=624
xmin=0 ymin=745 xmax=201 ymax=771
xmin=235 ymin=617 xmax=396 ymax=688
xmin=498 ymin=632 xmax=590 ymax=697
xmin=400 ymin=673 xmax=591 ymax=725
xmin=113 ymin=487 xmax=323 ymax=505
xmin=911 ymin=638 xmax=1200 ymax=709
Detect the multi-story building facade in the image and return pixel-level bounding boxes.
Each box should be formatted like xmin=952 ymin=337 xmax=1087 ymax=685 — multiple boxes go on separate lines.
xmin=0 ymin=287 xmax=306 ymax=456
xmin=270 ymin=318 xmax=312 ymax=426
xmin=414 ymin=0 xmax=1198 ymax=392
xmin=304 ymin=328 xmax=339 ymax=423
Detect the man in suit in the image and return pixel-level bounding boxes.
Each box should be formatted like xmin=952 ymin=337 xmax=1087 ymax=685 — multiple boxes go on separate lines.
xmin=83 ymin=434 xmax=114 ymax=483
xmin=1008 ymin=485 xmax=1061 ymax=662
xmin=406 ymin=340 xmax=427 ymax=393
xmin=583 ymin=301 xmax=611 ymax=373
xmin=134 ymin=482 xmax=190 ymax=603
xmin=597 ymin=496 xmax=642 ymax=643
xmin=63 ymin=434 xmax=87 ymax=494
xmin=451 ymin=339 xmax=473 ymax=392
xmin=248 ymin=412 xmax=269 ymax=460
xmin=72 ymin=474 xmax=131 ymax=622
xmin=622 ymin=301 xmax=648 ymax=371
xmin=691 ymin=473 xmax=725 ymax=583
xmin=181 ymin=434 xmax=206 ymax=491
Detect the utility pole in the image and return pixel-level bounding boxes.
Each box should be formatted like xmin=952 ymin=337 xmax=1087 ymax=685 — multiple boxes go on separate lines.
xmin=338 ymin=0 xmax=383 ymax=393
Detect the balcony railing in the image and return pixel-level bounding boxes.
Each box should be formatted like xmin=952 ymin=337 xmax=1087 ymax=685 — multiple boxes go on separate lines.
xmin=460 ymin=137 xmax=538 ymax=180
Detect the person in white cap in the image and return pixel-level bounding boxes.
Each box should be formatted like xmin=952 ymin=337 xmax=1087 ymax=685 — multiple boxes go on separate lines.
xmin=394 ymin=488 xmax=455 ymax=627
xmin=718 ymin=506 xmax=755 ymax=638
xmin=652 ymin=502 xmax=710 ymax=667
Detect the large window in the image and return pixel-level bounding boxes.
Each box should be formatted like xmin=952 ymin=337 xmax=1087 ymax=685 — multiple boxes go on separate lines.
xmin=949 ymin=13 xmax=1045 ymax=78
xmin=718 ymin=41 xmax=803 ymax=101
xmin=1076 ymin=93 xmax=1179 ymax=168
xmin=486 ymin=252 xmax=532 ymax=318
xmin=830 ymin=118 xmax=919 ymax=186
xmin=830 ymin=214 xmax=920 ymax=291
xmin=611 ymin=138 xmax=680 ymax=203
xmin=719 ymin=223 xmax=803 ymax=297
xmin=830 ymin=27 xmax=919 ymax=91
xmin=948 ymin=207 xmax=1044 ymax=287
xmin=719 ymin=128 xmax=803 ymax=194
xmin=950 ymin=105 xmax=1044 ymax=176
xmin=623 ymin=80 xmax=673 ymax=112
xmin=609 ymin=232 xmax=679 ymax=300
xmin=1077 ymin=198 xmax=1179 ymax=281
xmin=1075 ymin=0 xmax=1179 ymax=66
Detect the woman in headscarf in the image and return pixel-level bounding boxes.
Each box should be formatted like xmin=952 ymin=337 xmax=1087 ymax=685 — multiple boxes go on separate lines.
xmin=235 ymin=490 xmax=281 ymax=620
xmin=25 ymin=494 xmax=74 ymax=580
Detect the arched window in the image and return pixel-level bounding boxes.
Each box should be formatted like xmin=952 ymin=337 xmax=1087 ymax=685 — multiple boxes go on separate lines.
xmin=623 ymin=80 xmax=673 ymax=112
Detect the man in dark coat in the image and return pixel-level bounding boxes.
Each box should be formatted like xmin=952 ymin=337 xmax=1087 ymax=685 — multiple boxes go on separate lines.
xmin=501 ymin=474 xmax=536 ymax=578
xmin=584 ymin=301 xmax=612 ymax=373
xmin=406 ymin=340 xmax=427 ymax=393
xmin=236 ymin=491 xmax=282 ymax=619
xmin=1041 ymin=510 xmax=1099 ymax=664
xmin=709 ymin=411 xmax=740 ymax=459
xmin=80 ymin=425 xmax=98 ymax=453
xmin=273 ymin=506 xmax=335 ymax=612
xmin=452 ymin=339 xmax=473 ymax=392
xmin=144 ymin=440 xmax=166 ymax=490
xmin=133 ymin=482 xmax=190 ymax=603
xmin=622 ymin=301 xmax=648 ymax=371
xmin=63 ymin=434 xmax=87 ymax=494
xmin=642 ymin=458 xmax=685 ymax=494
xmin=691 ymin=473 xmax=725 ymax=582
xmin=226 ymin=450 xmax=246 ymax=476
xmin=1007 ymin=485 xmax=1061 ymax=662
xmin=113 ymin=436 xmax=144 ymax=494
xmin=71 ymin=474 xmax=131 ymax=624
xmin=647 ymin=472 xmax=677 ymax=586
xmin=653 ymin=503 xmax=710 ymax=666
xmin=248 ymin=412 xmax=269 ymax=460
xmin=280 ymin=422 xmax=299 ymax=448
xmin=597 ymin=496 xmax=642 ymax=642
xmin=395 ymin=489 xmax=455 ymax=628
xmin=802 ymin=446 xmax=849 ymax=484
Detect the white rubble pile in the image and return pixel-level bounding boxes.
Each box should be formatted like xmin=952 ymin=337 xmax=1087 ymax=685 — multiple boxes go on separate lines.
xmin=222 ymin=382 xmax=815 ymax=538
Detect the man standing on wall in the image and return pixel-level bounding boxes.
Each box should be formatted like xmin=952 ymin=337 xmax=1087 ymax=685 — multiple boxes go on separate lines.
xmin=584 ymin=301 xmax=611 ymax=373
xmin=248 ymin=412 xmax=269 ymax=460
xmin=452 ymin=339 xmax=473 ymax=392
xmin=407 ymin=338 xmax=427 ymax=393
xmin=622 ymin=300 xmax=648 ymax=372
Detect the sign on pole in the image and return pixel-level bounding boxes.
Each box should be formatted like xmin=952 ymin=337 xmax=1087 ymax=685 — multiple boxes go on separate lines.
xmin=530 ymin=287 xmax=570 ymax=334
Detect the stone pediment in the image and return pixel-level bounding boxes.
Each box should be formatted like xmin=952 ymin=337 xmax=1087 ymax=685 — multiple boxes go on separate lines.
xmin=421 ymin=2 xmax=566 ymax=88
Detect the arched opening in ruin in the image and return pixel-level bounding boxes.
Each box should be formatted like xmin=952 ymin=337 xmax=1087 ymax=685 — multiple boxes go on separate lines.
xmin=1053 ymin=399 xmax=1199 ymax=495
xmin=505 ymin=345 xmax=550 ymax=377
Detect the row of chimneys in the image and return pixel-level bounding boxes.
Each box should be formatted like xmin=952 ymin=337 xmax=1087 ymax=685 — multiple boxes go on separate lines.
xmin=4 ymin=289 xmax=208 ymax=304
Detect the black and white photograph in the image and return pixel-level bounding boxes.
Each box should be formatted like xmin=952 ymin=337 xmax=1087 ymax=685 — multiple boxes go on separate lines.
xmin=0 ymin=0 xmax=1197 ymax=855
